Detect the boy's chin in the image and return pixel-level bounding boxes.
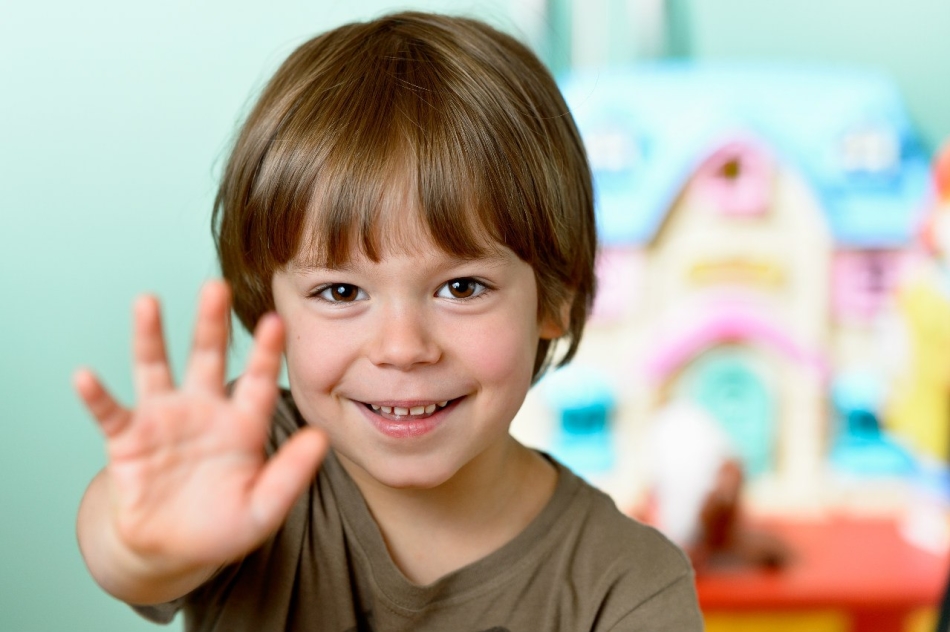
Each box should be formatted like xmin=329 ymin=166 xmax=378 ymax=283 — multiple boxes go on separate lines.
xmin=340 ymin=450 xmax=464 ymax=491
xmin=368 ymin=460 xmax=462 ymax=491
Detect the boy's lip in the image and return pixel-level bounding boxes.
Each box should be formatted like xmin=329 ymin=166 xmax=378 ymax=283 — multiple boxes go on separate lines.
xmin=354 ymin=397 xmax=463 ymax=439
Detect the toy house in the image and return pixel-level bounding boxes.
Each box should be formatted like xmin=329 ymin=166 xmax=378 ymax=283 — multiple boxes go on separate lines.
xmin=512 ymin=63 xmax=935 ymax=511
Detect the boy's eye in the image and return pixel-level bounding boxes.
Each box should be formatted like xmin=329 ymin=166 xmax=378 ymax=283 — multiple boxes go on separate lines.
xmin=315 ymin=283 xmax=367 ymax=303
xmin=438 ymin=278 xmax=487 ymax=300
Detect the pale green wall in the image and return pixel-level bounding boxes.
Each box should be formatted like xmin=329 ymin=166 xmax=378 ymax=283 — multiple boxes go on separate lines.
xmin=684 ymin=0 xmax=950 ymax=150
xmin=0 ymin=2 xmax=521 ymax=630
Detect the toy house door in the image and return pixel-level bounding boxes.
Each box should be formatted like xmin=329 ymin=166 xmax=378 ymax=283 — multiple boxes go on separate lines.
xmin=687 ymin=348 xmax=776 ymax=477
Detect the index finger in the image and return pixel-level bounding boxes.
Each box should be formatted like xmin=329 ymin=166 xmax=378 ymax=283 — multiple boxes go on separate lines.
xmin=132 ymin=294 xmax=174 ymax=398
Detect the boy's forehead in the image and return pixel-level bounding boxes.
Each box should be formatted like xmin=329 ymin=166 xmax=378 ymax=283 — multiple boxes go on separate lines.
xmin=292 ymin=191 xmax=508 ymax=270
xmin=288 ymin=238 xmax=511 ymax=272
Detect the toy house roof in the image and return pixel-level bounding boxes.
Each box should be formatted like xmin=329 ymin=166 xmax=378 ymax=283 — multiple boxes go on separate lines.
xmin=559 ymin=63 xmax=932 ymax=248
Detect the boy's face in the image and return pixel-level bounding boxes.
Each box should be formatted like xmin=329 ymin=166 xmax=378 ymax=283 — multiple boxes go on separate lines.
xmin=271 ymin=216 xmax=562 ymax=490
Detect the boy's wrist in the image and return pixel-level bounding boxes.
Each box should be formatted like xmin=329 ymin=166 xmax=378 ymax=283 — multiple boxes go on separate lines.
xmin=78 ymin=471 xmax=220 ymax=605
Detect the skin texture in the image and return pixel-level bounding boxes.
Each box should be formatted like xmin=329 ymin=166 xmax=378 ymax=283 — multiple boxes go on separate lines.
xmin=75 ymin=213 xmax=564 ymax=595
xmin=274 ymin=241 xmax=555 ymax=490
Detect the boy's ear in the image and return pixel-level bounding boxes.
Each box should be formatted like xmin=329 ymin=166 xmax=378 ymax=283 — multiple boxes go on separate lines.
xmin=539 ymin=298 xmax=572 ymax=340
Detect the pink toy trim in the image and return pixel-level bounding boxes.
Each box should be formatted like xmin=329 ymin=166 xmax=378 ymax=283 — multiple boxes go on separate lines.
xmin=693 ymin=137 xmax=773 ymax=217
xmin=644 ymin=300 xmax=829 ymax=382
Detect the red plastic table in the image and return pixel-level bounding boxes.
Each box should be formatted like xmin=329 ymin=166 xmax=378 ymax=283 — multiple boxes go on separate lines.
xmin=695 ymin=515 xmax=949 ymax=632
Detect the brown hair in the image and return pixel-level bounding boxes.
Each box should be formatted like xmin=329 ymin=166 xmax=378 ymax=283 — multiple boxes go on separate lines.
xmin=213 ymin=11 xmax=596 ymax=379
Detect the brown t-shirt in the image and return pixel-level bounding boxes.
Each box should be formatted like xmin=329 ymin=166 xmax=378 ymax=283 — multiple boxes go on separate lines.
xmin=136 ymin=390 xmax=702 ymax=631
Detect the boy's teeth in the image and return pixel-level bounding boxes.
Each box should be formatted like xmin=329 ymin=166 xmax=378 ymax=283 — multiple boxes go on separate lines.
xmin=370 ymin=400 xmax=453 ymax=416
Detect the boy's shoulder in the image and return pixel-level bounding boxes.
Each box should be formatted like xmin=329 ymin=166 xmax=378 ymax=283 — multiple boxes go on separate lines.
xmin=545 ymin=457 xmax=693 ymax=581
xmin=541 ymin=460 xmax=700 ymax=628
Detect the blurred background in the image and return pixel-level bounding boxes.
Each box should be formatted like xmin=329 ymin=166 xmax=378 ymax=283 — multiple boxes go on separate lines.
xmin=2 ymin=1 xmax=949 ymax=630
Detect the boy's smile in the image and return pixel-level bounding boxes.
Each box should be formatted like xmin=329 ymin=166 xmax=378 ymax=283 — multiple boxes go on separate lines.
xmin=271 ymin=222 xmax=563 ymax=491
xmin=363 ymin=398 xmax=452 ymax=419
xmin=357 ymin=397 xmax=459 ymax=439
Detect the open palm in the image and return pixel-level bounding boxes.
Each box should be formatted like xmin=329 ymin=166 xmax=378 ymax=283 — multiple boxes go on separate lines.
xmin=75 ymin=281 xmax=327 ymax=571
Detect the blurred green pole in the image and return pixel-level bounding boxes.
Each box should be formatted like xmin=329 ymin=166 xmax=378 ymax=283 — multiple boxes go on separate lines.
xmin=664 ymin=0 xmax=693 ymax=59
xmin=543 ymin=0 xmax=693 ymax=74
xmin=545 ymin=0 xmax=573 ymax=75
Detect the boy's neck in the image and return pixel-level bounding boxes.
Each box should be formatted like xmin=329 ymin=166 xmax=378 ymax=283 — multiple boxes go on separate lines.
xmin=337 ymin=438 xmax=558 ymax=586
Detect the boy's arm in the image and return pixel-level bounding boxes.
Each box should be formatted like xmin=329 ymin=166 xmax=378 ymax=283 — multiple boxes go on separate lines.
xmin=74 ymin=281 xmax=328 ymax=606
xmin=77 ymin=469 xmax=220 ymax=605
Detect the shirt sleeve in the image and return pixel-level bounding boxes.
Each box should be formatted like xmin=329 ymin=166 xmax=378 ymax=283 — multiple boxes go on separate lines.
xmin=607 ymin=572 xmax=704 ymax=632
xmin=131 ymin=598 xmax=184 ymax=625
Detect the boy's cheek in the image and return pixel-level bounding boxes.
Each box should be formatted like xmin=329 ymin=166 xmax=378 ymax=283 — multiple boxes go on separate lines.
xmin=282 ymin=324 xmax=351 ymax=383
xmin=282 ymin=314 xmax=347 ymax=349
xmin=462 ymin=323 xmax=538 ymax=382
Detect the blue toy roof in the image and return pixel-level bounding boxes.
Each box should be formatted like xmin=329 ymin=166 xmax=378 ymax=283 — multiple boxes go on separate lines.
xmin=559 ymin=63 xmax=932 ymax=248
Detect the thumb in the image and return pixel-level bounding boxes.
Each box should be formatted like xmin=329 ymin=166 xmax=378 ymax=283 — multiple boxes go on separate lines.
xmin=248 ymin=427 xmax=329 ymax=535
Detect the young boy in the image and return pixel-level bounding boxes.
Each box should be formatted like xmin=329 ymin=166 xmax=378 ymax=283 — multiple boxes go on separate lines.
xmin=75 ymin=11 xmax=702 ymax=631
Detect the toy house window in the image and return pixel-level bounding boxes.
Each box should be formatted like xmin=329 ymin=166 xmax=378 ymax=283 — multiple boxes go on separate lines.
xmin=839 ymin=125 xmax=900 ymax=177
xmin=694 ymin=140 xmax=772 ymax=217
xmin=585 ymin=124 xmax=646 ymax=192
xmin=832 ymin=251 xmax=901 ymax=322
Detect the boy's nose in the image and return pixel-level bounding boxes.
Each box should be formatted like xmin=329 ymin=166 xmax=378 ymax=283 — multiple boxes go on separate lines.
xmin=367 ymin=306 xmax=441 ymax=369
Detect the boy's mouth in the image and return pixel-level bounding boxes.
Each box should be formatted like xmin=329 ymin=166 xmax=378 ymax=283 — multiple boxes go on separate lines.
xmin=361 ymin=398 xmax=458 ymax=421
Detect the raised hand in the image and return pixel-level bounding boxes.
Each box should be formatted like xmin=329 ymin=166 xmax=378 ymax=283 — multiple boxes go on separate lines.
xmin=75 ymin=281 xmax=327 ymax=601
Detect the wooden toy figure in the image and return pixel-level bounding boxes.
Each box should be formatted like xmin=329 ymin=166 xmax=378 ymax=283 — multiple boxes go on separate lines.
xmin=645 ymin=401 xmax=789 ymax=572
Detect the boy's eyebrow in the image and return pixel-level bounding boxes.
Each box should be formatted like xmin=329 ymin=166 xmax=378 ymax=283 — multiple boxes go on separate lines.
xmin=287 ymin=251 xmax=512 ymax=274
xmin=288 ymin=260 xmax=358 ymax=274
